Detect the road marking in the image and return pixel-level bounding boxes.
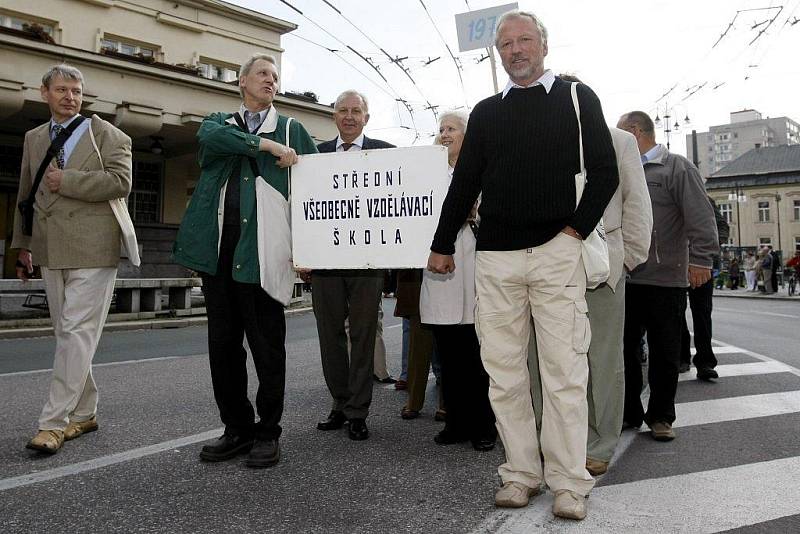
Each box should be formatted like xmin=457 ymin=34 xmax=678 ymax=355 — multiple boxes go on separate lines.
xmin=471 ymin=456 xmax=800 ymax=533
xmin=0 ymin=354 xmax=206 ymax=378
xmin=689 ymin=345 xmax=741 ymax=355
xmin=0 ymin=428 xmax=222 ymax=493
xmin=678 ymin=360 xmax=793 ymax=381
xmin=715 ymin=307 xmax=799 ymax=319
xmin=670 ymin=390 xmax=800 ymax=429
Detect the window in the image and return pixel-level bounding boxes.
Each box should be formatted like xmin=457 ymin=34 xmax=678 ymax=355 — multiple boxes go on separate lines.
xmin=101 ymin=37 xmax=156 ymax=59
xmin=759 ymin=237 xmax=772 ymax=245
xmin=795 ymin=236 xmax=800 ymax=251
xmin=719 ymin=203 xmax=732 ymax=223
xmin=0 ymin=12 xmax=54 ymax=35
xmin=128 ymin=160 xmax=162 ymax=223
xmin=794 ymin=199 xmax=800 ymax=221
xmin=199 ymin=60 xmax=239 ymax=83
xmin=758 ymin=201 xmax=770 ymax=222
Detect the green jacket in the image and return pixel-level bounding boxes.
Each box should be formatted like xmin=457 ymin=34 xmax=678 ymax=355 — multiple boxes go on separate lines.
xmin=173 ymin=109 xmax=318 ymax=283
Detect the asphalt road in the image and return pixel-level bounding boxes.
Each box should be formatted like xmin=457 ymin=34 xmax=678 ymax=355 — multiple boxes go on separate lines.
xmin=1 ymin=296 xmax=799 ymax=533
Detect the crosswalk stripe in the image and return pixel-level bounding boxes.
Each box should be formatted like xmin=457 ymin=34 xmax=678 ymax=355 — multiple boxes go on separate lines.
xmin=678 ymin=361 xmax=793 ymax=381
xmin=670 ymin=390 xmax=800 ymax=429
xmin=689 ymin=345 xmax=742 ymax=355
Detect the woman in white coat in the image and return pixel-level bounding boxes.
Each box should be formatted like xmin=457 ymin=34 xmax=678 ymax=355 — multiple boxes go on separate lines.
xmin=420 ymin=110 xmax=496 ymax=452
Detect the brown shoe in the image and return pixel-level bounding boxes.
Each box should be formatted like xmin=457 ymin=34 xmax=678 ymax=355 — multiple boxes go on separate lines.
xmin=26 ymin=430 xmax=65 ymax=454
xmin=64 ymin=416 xmax=98 ymax=441
xmin=553 ymin=489 xmax=587 ymax=520
xmin=650 ymin=421 xmax=676 ymax=441
xmin=494 ymin=481 xmax=539 ymax=508
xmin=585 ymin=457 xmax=608 ymax=476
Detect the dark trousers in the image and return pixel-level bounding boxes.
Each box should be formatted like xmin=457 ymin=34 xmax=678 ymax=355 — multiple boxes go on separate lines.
xmin=432 ymin=324 xmax=495 ymax=440
xmin=623 ymin=284 xmax=686 ymax=426
xmin=200 ymin=224 xmax=286 ymax=440
xmin=312 ymin=270 xmax=383 ymax=419
xmin=680 ymin=279 xmax=717 ymax=369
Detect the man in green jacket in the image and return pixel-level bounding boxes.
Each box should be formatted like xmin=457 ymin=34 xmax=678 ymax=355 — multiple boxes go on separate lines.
xmin=173 ymin=54 xmax=317 ymax=468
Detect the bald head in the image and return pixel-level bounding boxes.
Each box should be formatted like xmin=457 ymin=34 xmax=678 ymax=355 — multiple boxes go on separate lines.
xmin=618 ymin=111 xmax=657 ymax=155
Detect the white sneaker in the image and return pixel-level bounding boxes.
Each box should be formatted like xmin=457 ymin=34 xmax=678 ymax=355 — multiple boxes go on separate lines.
xmin=552 ymin=489 xmax=587 ymax=520
xmin=494 ymin=481 xmax=539 ymax=508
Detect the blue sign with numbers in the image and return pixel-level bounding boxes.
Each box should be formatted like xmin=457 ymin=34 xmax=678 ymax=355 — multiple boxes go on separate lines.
xmin=455 ymin=3 xmax=518 ymax=52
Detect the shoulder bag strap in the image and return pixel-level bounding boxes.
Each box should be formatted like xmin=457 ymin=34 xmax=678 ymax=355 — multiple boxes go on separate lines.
xmin=570 ymin=82 xmax=586 ymax=208
xmin=27 ymin=115 xmax=87 ymax=204
xmin=285 ymin=117 xmax=293 ymax=201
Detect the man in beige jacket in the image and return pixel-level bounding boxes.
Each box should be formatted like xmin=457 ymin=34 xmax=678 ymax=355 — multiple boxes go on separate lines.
xmin=12 ymin=64 xmax=132 ymax=454
xmin=530 ymin=114 xmax=652 ymax=475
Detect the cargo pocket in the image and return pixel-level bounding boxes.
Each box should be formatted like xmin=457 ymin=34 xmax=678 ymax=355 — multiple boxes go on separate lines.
xmin=572 ymin=300 xmax=590 ymax=354
xmin=473 ymin=296 xmax=482 ymax=345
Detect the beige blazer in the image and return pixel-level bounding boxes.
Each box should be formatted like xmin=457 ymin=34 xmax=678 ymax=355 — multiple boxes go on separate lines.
xmin=11 ymin=115 xmax=133 ymax=268
xmin=605 ymin=127 xmax=653 ymax=288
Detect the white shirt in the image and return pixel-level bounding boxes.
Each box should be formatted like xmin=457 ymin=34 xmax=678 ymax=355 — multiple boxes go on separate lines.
xmin=336 ymin=133 xmax=365 ymax=152
xmin=642 ymin=144 xmax=663 ymax=164
xmin=501 ymin=69 xmax=555 ymax=99
xmin=238 ymin=103 xmax=269 ymax=132
xmin=50 ymin=114 xmax=91 ymax=165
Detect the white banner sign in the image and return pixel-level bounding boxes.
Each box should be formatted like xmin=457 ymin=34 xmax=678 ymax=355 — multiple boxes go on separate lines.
xmin=291 ymin=146 xmax=449 ymax=269
xmin=455 ymin=3 xmax=518 ymax=52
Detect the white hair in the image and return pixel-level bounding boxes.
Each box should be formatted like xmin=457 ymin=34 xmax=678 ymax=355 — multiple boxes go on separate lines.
xmin=334 ymin=90 xmax=369 ymax=113
xmin=495 ymin=10 xmax=548 ymax=47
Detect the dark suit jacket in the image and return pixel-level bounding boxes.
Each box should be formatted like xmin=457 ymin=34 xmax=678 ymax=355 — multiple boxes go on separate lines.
xmin=316 ymin=135 xmax=395 ymax=153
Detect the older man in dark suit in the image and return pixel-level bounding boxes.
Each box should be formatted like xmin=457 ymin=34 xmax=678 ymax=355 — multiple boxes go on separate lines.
xmin=313 ymin=90 xmax=394 ymax=441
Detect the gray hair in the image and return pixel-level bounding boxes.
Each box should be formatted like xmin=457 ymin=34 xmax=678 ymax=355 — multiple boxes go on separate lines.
xmin=42 ymin=64 xmax=84 ymax=88
xmin=495 ymin=10 xmax=548 ymax=47
xmin=239 ymin=54 xmax=277 ymax=97
xmin=334 ymin=90 xmax=369 ymax=113
xmin=620 ymin=111 xmax=655 ymax=136
xmin=438 ymin=109 xmax=469 ymax=134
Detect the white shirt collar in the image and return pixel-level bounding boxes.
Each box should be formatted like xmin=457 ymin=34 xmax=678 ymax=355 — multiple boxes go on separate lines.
xmin=50 ymin=113 xmax=82 ymax=129
xmin=501 ymin=70 xmax=555 ymax=99
xmin=642 ymin=144 xmax=664 ymax=164
xmin=336 ymin=133 xmax=364 ymax=150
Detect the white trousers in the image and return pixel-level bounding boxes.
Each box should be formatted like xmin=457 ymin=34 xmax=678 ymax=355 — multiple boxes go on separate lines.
xmin=745 ymin=270 xmax=757 ymax=291
xmin=39 ymin=267 xmax=116 ymax=431
xmin=475 ymin=233 xmax=595 ymax=495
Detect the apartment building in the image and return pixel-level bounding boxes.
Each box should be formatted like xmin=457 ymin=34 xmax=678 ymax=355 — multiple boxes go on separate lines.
xmin=0 ymin=0 xmax=337 ymax=278
xmin=687 ymin=109 xmax=800 ymax=178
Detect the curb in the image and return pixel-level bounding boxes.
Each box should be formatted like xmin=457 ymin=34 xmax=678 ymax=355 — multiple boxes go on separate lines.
xmin=0 ymin=305 xmax=314 ymax=340
xmin=714 ymin=292 xmax=799 ymax=301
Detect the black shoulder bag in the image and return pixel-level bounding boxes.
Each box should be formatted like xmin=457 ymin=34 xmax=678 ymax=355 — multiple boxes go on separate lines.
xmin=18 ymin=116 xmax=87 ymax=235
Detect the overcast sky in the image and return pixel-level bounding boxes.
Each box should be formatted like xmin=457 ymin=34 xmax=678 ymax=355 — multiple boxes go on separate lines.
xmin=231 ymin=0 xmax=800 ymax=155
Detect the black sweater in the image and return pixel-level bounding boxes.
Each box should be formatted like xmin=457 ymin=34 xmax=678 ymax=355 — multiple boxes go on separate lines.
xmin=431 ymin=78 xmax=619 ymax=254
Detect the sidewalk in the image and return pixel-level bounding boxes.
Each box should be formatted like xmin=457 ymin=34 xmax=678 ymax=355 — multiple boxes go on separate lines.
xmin=714 ymin=286 xmax=799 ymax=300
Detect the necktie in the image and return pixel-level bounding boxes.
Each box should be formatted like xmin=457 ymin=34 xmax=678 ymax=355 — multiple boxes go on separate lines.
xmin=244 ymin=110 xmax=261 ymax=133
xmin=341 ymin=142 xmax=353 ymax=151
xmin=51 ymin=124 xmax=66 ymax=169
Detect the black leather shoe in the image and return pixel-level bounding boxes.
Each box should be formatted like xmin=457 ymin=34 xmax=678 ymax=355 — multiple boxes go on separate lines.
xmin=678 ymin=362 xmax=691 ymax=373
xmin=433 ymin=428 xmax=468 ymax=445
xmin=348 ymin=418 xmax=369 ymax=440
xmin=471 ymin=436 xmax=496 ymax=452
xmin=374 ymin=375 xmax=397 ymax=384
xmin=245 ymin=439 xmax=280 ymax=469
xmin=317 ymin=410 xmax=347 ymax=431
xmin=199 ymin=433 xmax=254 ymax=462
xmin=696 ymin=367 xmax=719 ymax=381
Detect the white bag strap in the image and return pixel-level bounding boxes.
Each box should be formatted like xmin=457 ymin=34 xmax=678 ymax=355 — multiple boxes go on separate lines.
xmin=570 ymin=82 xmax=586 ymax=207
xmin=285 ymin=117 xmax=293 ymax=202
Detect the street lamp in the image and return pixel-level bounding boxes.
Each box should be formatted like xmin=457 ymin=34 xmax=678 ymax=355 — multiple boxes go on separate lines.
xmin=727 ymin=183 xmax=747 ymax=247
xmin=654 ymin=104 xmax=691 ymax=150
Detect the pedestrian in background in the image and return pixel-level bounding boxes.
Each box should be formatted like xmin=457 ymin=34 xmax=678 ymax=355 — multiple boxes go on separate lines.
xmin=744 ymin=251 xmax=757 ymax=291
xmin=729 ymin=258 xmax=740 ymax=290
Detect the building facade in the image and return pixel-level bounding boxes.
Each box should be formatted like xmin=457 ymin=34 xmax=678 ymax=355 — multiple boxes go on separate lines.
xmin=706 ymin=145 xmax=800 ymax=257
xmin=0 ymin=0 xmax=337 ymax=278
xmin=687 ymin=109 xmax=800 ymax=178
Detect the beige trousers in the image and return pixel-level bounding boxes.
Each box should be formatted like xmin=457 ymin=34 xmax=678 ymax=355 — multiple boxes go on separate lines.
xmin=475 ymin=233 xmax=594 ymax=495
xmin=39 ymin=267 xmax=116 ymax=431
xmin=346 ymin=302 xmax=390 ymax=379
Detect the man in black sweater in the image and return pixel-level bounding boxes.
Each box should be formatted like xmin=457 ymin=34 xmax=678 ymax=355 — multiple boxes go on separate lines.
xmin=428 ymin=10 xmax=618 ymax=520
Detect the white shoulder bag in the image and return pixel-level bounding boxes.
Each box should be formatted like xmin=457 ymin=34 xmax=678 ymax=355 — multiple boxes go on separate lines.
xmin=570 ymin=82 xmax=609 ymax=289
xmin=255 ymin=117 xmax=296 ymax=306
xmin=88 ymin=120 xmax=141 ymax=267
